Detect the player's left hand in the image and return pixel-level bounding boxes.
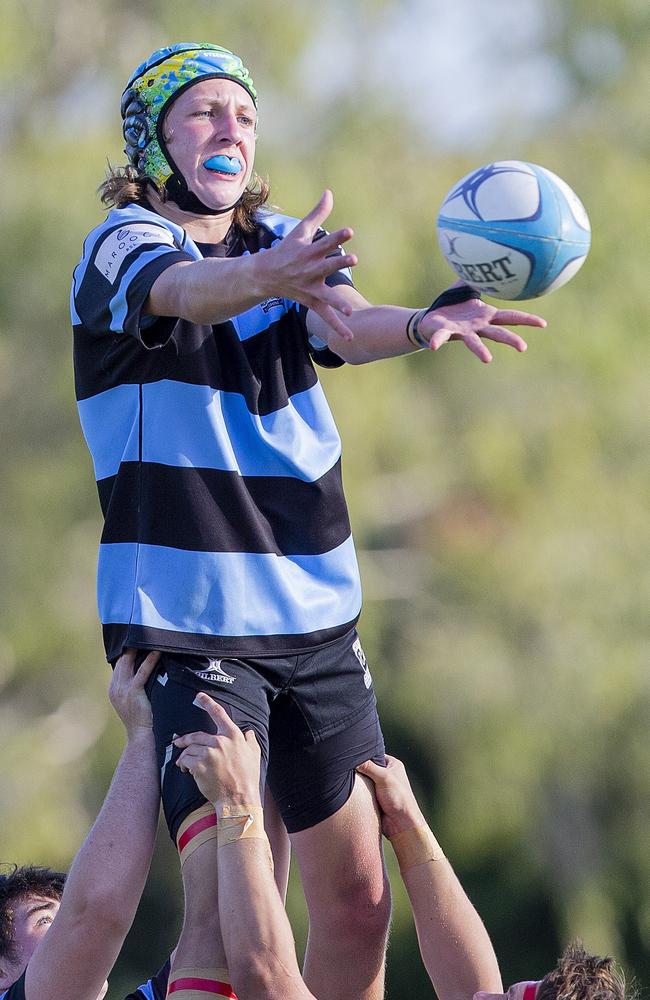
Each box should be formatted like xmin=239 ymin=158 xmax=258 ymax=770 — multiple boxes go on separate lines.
xmin=419 ymin=297 xmax=546 ymax=364
xmin=357 ymin=755 xmax=427 ymax=839
xmin=174 ymin=694 xmax=262 ymax=811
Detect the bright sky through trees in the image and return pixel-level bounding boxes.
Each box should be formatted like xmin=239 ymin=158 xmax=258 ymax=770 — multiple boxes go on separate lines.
xmin=290 ymin=0 xmax=625 ymax=148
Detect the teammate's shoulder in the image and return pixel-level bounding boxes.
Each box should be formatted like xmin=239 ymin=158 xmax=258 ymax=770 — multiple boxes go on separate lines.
xmin=254 ymin=208 xmax=302 ymax=240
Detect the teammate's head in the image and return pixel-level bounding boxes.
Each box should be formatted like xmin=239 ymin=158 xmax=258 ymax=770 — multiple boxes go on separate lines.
xmin=537 ymin=944 xmax=628 ymax=1000
xmin=0 ymin=865 xmax=65 ymax=980
xmin=0 ymin=864 xmax=109 ymax=998
xmin=474 ymin=943 xmax=630 ymax=1000
xmin=120 ymin=42 xmax=258 ymax=215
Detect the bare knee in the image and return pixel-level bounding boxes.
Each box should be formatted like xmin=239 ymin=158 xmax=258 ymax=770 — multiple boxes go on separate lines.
xmin=295 ymin=773 xmax=392 ymax=949
xmin=314 ymin=864 xmax=392 ymax=947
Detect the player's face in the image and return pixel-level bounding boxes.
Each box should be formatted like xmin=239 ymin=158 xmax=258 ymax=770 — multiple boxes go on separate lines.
xmin=474 ymin=982 xmax=540 ymax=1000
xmin=163 ymin=78 xmax=257 ymax=212
xmin=9 ymin=894 xmax=60 ymax=967
xmin=5 ymin=894 xmax=109 ymax=998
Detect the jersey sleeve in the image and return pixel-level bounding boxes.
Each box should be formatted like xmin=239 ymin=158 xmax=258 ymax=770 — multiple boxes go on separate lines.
xmin=71 ymin=217 xmax=195 ymax=348
xmin=0 ymin=970 xmax=27 ymax=999
xmin=302 ymin=227 xmax=354 ymax=369
xmin=123 ymin=957 xmax=171 ymax=1000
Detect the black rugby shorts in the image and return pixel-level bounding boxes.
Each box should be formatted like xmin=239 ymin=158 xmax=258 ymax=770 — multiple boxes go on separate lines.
xmin=144 ymin=628 xmax=385 ymax=838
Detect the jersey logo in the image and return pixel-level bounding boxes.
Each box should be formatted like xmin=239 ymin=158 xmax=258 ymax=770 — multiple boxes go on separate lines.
xmin=352 ymin=637 xmax=373 ymax=689
xmin=260 ymin=296 xmax=284 ymax=313
xmin=194 ymin=658 xmax=236 ymax=685
xmin=94 ymin=224 xmax=175 ymax=284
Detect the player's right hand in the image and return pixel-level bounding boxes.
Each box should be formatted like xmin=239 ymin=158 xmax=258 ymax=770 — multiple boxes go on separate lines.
xmin=256 ymin=189 xmax=358 ymax=342
xmin=174 ymin=694 xmax=262 ymax=812
xmin=357 ymin=755 xmax=427 ymax=839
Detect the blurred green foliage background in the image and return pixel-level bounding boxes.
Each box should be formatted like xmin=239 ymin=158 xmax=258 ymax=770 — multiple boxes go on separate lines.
xmin=0 ymin=0 xmax=648 ymax=996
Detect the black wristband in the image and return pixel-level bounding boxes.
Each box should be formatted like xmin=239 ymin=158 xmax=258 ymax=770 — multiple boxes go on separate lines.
xmin=428 ymin=284 xmax=480 ymax=310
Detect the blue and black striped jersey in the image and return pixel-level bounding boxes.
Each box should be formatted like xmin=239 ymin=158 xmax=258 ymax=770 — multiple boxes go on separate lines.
xmin=71 ymin=205 xmax=361 ymax=662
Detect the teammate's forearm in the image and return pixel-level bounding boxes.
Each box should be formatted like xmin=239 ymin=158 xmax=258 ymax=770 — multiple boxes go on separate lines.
xmin=63 ymin=730 xmax=159 ymax=921
xmin=394 ymin=829 xmax=502 ymax=1000
xmin=217 ymin=839 xmax=316 ymax=999
xmin=23 ymin=732 xmax=160 ymax=1000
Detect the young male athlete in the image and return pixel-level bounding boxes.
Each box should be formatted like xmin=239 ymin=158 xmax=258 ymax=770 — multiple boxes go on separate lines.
xmin=175 ymin=694 xmax=632 ymax=1000
xmin=0 ymin=651 xmax=161 ymax=1000
xmin=71 ymin=42 xmax=547 ymax=999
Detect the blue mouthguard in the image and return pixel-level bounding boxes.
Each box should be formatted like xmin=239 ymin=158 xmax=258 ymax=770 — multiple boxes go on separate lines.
xmin=203 ymin=155 xmax=242 ymax=174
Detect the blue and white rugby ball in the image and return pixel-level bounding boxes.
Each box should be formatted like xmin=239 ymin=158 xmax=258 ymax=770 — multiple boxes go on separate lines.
xmin=436 ymin=161 xmax=591 ymax=300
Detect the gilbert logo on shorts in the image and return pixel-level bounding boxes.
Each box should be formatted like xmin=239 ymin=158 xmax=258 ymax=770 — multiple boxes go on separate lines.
xmin=196 ymin=658 xmax=236 ymax=685
xmin=352 ymin=638 xmax=373 ymax=690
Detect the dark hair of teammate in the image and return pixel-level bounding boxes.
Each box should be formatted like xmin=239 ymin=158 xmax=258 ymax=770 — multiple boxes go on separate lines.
xmin=537 ymin=943 xmax=632 ymax=1000
xmin=0 ymin=865 xmax=66 ymax=964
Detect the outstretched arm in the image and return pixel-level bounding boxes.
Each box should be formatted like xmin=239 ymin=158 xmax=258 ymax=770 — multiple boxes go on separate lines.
xmin=175 ymin=695 xmax=316 ymax=1000
xmin=307 ymin=283 xmax=546 ymax=365
xmin=24 ymin=651 xmax=161 ymax=1000
xmin=358 ymin=756 xmax=502 ymax=1000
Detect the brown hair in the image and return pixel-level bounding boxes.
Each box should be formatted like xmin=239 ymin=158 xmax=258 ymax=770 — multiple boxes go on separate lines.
xmin=98 ymin=163 xmax=271 ymax=234
xmin=0 ymin=865 xmax=66 ymax=963
xmin=537 ymin=943 xmax=632 ymax=1000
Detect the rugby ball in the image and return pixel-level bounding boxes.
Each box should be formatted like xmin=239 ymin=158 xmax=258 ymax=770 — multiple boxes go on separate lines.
xmin=436 ymin=161 xmax=591 ymax=299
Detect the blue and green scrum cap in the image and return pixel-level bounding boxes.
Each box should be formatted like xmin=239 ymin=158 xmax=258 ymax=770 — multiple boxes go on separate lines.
xmin=120 ymin=43 xmax=257 ymax=193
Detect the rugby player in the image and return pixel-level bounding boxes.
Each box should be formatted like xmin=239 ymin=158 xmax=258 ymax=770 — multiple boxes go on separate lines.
xmin=72 ymin=42 xmax=546 ymax=998
xmin=0 ymin=651 xmax=161 ymax=1000
xmin=176 ymin=695 xmax=632 ymax=1000
xmin=357 ymin=758 xmax=631 ymax=1000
